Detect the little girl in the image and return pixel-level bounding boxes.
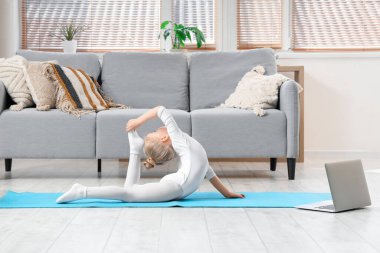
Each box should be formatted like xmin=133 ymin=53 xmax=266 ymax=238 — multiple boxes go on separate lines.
xmin=56 ymin=106 xmax=244 ymax=203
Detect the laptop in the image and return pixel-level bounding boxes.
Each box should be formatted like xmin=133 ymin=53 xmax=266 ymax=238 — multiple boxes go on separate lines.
xmin=296 ymin=159 xmax=371 ymax=213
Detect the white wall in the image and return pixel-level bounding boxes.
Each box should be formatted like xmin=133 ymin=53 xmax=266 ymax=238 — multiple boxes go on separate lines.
xmin=0 ymin=0 xmax=19 ymax=58
xmin=278 ymin=53 xmax=380 ymax=153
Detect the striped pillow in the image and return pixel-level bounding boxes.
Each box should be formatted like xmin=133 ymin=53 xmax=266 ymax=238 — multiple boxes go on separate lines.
xmin=50 ymin=64 xmax=109 ymax=115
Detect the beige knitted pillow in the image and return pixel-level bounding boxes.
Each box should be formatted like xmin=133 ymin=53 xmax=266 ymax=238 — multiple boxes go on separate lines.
xmin=0 ymin=55 xmax=34 ymax=111
xmin=219 ymin=65 xmax=301 ymax=116
xmin=26 ymin=61 xmax=58 ymax=111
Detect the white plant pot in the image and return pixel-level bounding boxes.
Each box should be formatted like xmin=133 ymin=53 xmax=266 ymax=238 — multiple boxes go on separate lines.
xmin=164 ymin=35 xmax=173 ymax=52
xmin=62 ymin=40 xmax=77 ymax=53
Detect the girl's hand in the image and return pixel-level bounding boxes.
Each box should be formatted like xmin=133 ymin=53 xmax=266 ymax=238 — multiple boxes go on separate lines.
xmin=226 ymin=192 xmax=245 ymax=199
xmin=126 ymin=119 xmax=142 ymax=132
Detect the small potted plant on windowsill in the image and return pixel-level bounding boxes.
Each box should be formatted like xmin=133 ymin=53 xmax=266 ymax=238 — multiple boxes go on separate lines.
xmin=159 ymin=20 xmax=206 ymax=52
xmin=49 ymin=22 xmax=87 ymax=53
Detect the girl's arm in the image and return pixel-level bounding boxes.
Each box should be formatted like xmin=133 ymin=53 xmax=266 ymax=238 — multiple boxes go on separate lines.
xmin=126 ymin=106 xmax=161 ymax=132
xmin=206 ymin=166 xmax=244 ymax=198
xmin=210 ymin=176 xmax=245 ymax=198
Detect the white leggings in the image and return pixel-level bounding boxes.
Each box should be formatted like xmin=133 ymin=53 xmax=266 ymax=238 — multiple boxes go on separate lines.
xmin=85 ymin=154 xmax=183 ymax=202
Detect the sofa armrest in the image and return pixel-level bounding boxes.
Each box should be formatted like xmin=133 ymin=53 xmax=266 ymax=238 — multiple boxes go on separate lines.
xmin=0 ymin=80 xmax=7 ymax=114
xmin=279 ymin=80 xmax=300 ymax=158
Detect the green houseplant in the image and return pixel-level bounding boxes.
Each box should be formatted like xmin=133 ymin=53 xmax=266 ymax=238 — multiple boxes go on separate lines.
xmin=160 ymin=20 xmax=206 ymax=50
xmin=49 ymin=22 xmax=87 ymax=53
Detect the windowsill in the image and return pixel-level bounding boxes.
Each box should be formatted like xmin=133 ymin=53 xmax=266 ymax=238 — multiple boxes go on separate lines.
xmin=21 ymin=48 xmax=380 ymax=59
xmin=276 ymin=50 xmax=380 ymax=59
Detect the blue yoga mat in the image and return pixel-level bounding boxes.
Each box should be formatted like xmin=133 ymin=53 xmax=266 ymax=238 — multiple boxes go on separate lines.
xmin=0 ymin=191 xmax=331 ymax=208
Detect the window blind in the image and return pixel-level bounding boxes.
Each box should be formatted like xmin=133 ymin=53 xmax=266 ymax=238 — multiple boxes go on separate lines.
xmin=172 ymin=0 xmax=216 ymax=48
xmin=237 ymin=0 xmax=282 ymax=49
xmin=292 ymin=0 xmax=380 ymax=51
xmin=22 ymin=0 xmax=161 ymax=51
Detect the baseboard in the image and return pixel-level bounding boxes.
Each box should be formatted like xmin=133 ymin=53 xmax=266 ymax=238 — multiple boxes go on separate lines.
xmin=305 ymin=150 xmax=380 ymax=159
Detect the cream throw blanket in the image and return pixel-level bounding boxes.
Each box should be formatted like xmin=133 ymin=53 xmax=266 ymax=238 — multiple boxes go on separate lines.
xmin=220 ymin=65 xmax=303 ymax=116
xmin=0 ymin=55 xmax=34 ymax=111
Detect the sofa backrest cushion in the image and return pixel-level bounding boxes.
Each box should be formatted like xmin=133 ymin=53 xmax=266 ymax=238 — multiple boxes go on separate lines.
xmin=17 ymin=50 xmax=101 ymax=80
xmin=101 ymin=52 xmax=189 ymax=110
xmin=189 ymin=48 xmax=277 ymax=110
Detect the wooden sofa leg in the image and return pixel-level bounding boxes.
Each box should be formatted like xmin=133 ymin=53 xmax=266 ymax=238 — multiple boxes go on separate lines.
xmin=287 ymin=158 xmax=296 ymax=180
xmin=98 ymin=159 xmax=102 ymax=173
xmin=5 ymin=159 xmax=12 ymax=172
xmin=270 ymin=158 xmax=277 ymax=171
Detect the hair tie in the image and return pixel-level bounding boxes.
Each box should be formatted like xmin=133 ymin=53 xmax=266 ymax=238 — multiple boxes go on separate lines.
xmin=148 ymin=157 xmax=156 ymax=166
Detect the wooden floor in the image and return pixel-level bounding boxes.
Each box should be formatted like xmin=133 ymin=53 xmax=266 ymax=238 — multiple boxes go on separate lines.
xmin=1 ymin=154 xmax=380 ymax=253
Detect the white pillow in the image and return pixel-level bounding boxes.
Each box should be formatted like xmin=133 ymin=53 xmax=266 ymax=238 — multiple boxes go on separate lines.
xmin=220 ymin=65 xmax=294 ymax=116
xmin=0 ymin=55 xmax=34 ymax=111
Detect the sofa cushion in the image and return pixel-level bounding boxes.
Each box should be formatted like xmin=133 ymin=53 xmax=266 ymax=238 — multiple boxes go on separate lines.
xmin=0 ymin=109 xmax=96 ymax=158
xmin=101 ymin=52 xmax=189 ymax=110
xmin=189 ymin=48 xmax=277 ymax=110
xmin=191 ymin=108 xmax=286 ymax=158
xmin=17 ymin=50 xmax=101 ymax=80
xmin=96 ymin=108 xmax=191 ymax=158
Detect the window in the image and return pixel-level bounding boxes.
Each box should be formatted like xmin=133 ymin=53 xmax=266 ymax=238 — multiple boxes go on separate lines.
xmin=292 ymin=0 xmax=380 ymax=51
xmin=172 ymin=0 xmax=216 ymax=49
xmin=22 ymin=0 xmax=161 ymax=51
xmin=237 ymin=0 xmax=282 ymax=49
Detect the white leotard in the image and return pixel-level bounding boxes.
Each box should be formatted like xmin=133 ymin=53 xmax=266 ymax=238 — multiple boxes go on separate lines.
xmin=157 ymin=106 xmax=216 ymax=198
xmin=56 ymin=106 xmax=216 ymax=204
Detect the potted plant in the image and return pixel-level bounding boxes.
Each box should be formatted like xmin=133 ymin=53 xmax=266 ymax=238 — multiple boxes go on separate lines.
xmin=50 ymin=22 xmax=87 ymax=53
xmin=159 ymin=20 xmax=206 ymax=51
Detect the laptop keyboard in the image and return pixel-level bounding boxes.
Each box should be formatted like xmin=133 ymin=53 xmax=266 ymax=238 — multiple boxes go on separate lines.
xmin=318 ymin=204 xmax=335 ymax=210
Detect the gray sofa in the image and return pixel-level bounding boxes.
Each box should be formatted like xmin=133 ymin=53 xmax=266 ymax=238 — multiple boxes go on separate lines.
xmin=0 ymin=48 xmax=300 ymax=179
